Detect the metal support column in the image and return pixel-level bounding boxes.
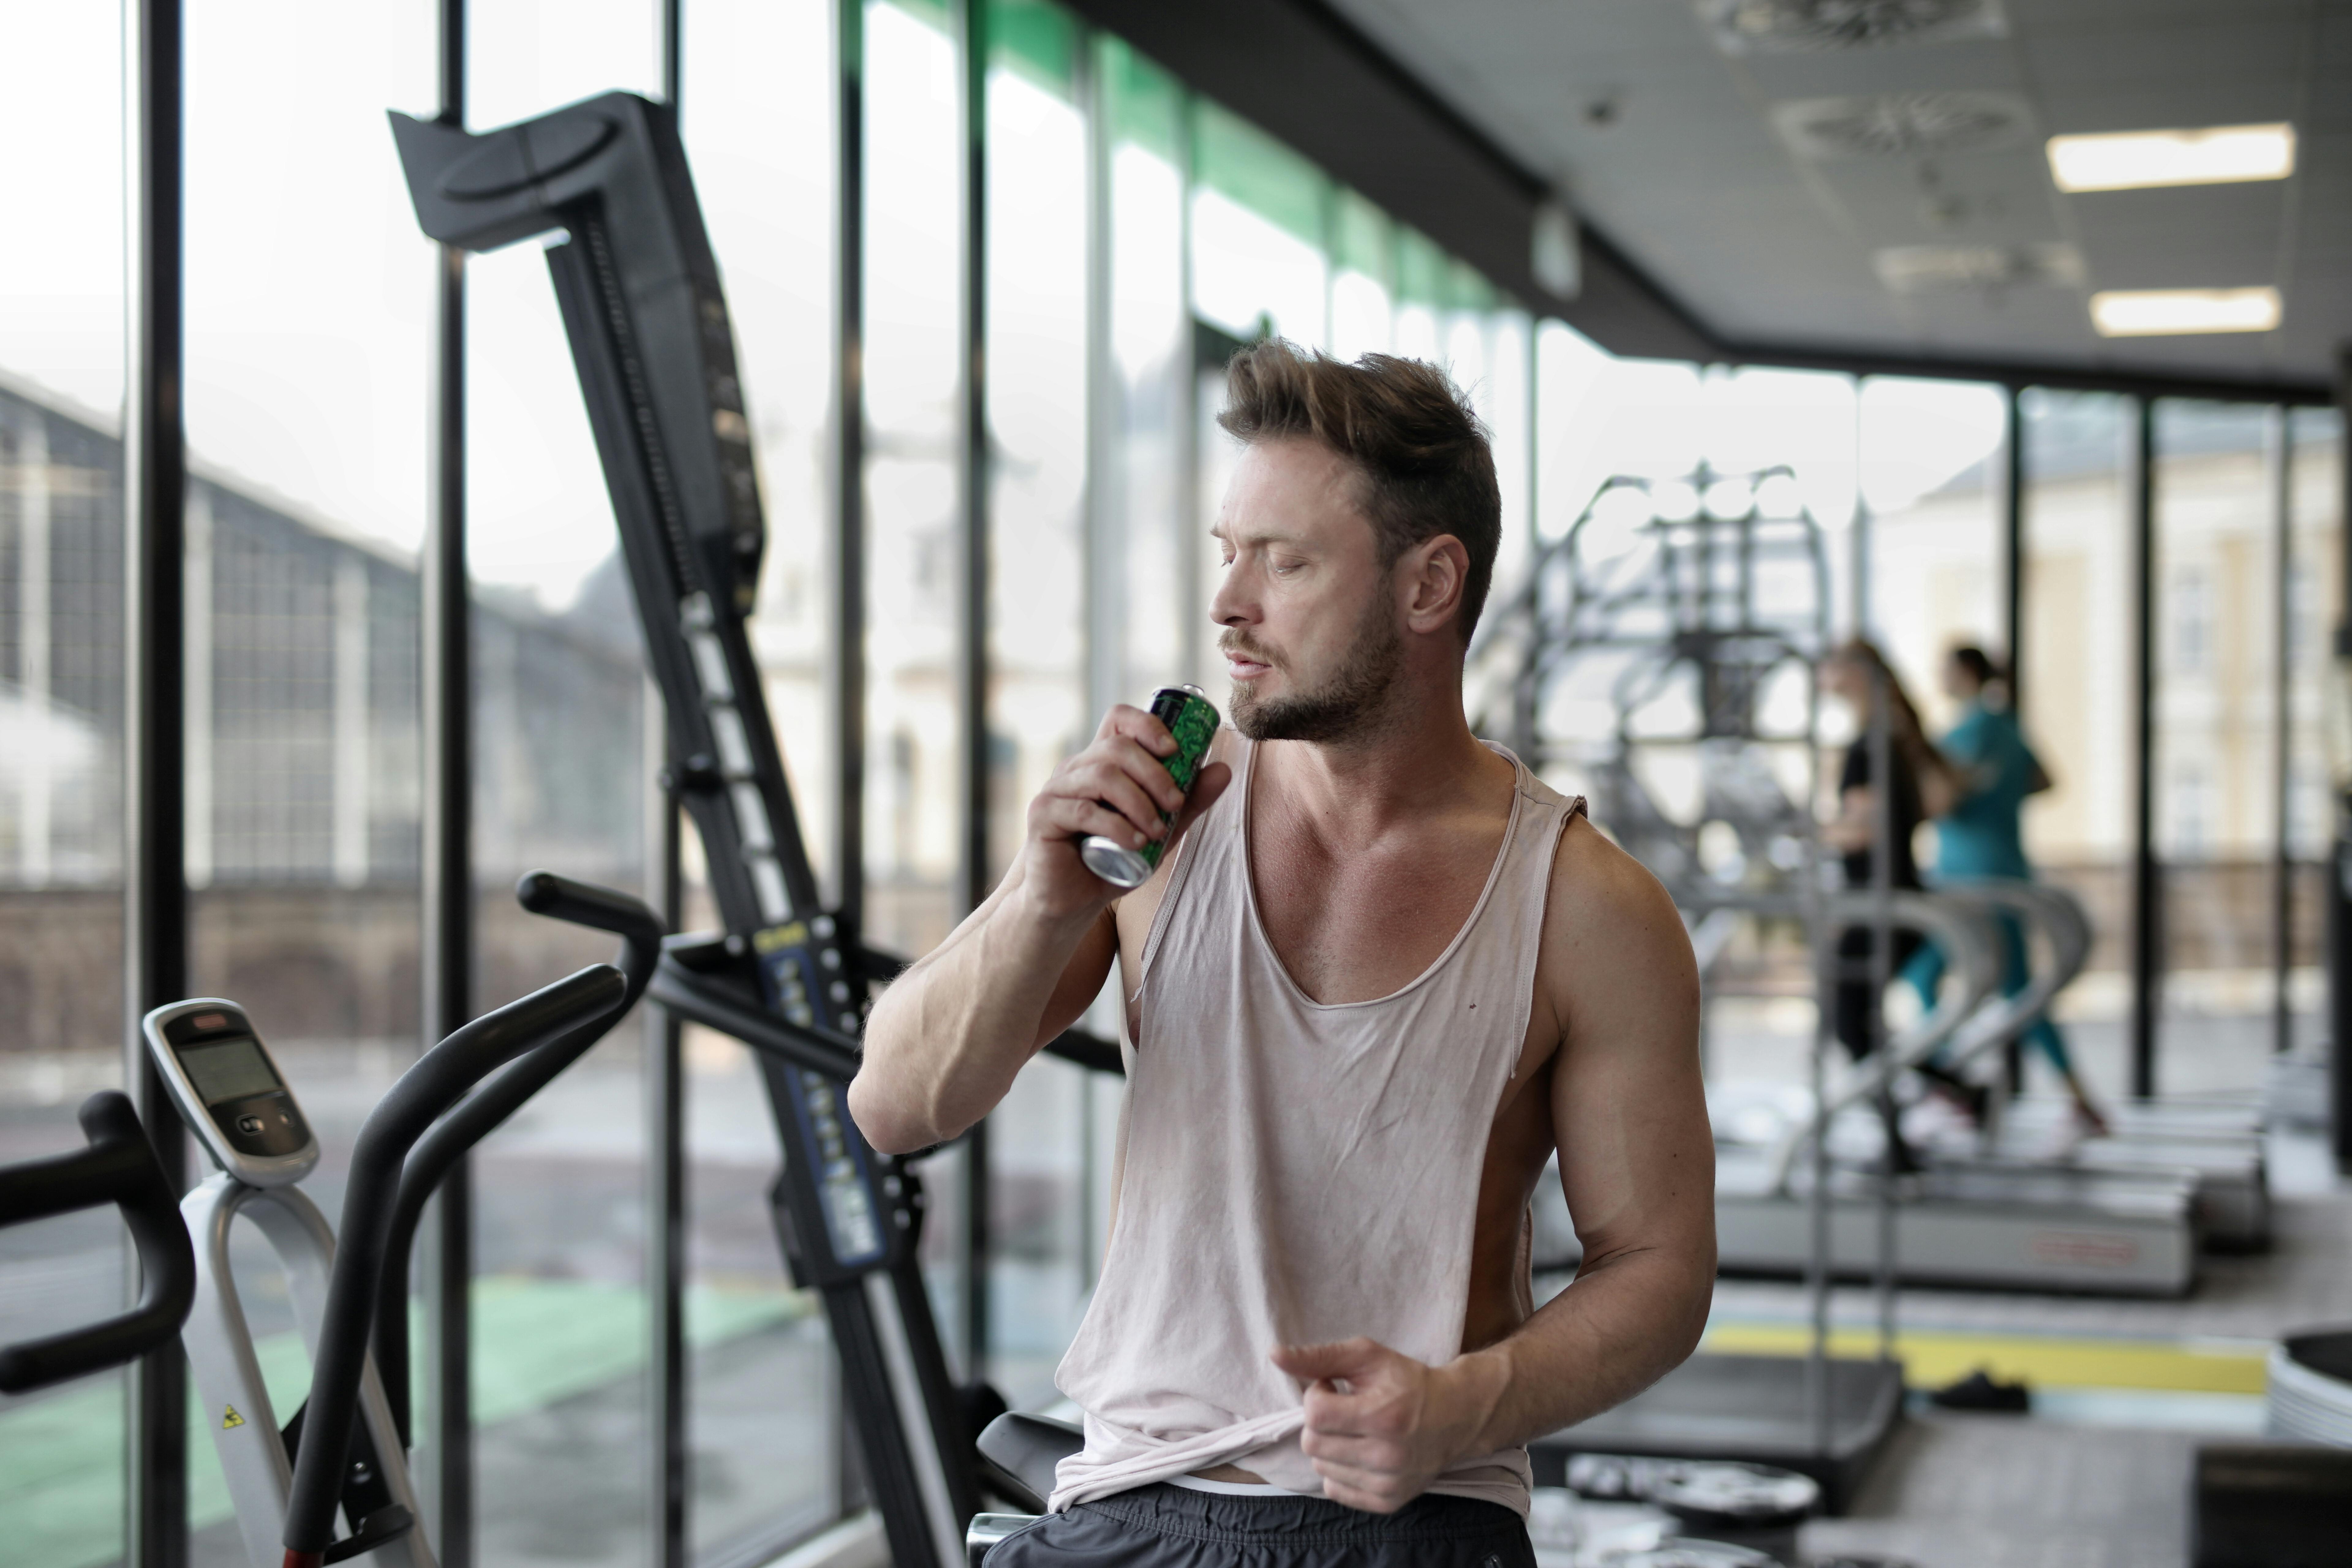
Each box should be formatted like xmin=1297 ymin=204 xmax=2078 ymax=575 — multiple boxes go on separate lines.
xmin=1174 ymin=98 xmax=1202 ymax=695
xmin=123 ymin=0 xmax=190 ymax=1560
xmin=2000 ymin=383 xmax=2026 ymax=1093
xmin=648 ymin=17 xmax=688 ymax=1566
xmin=1849 ymin=387 xmax=1872 ymax=640
xmin=2002 ymin=385 xmax=2025 ymax=709
xmin=2270 ymin=406 xmax=2294 ymax=1057
xmin=1081 ymin=37 xmax=1121 ymax=724
xmin=646 ymin=746 xmax=687 ymax=1568
xmin=832 ymin=0 xmax=867 ymax=927
xmin=2129 ymin=396 xmax=2159 ymax=1101
xmin=830 ymin=0 xmax=872 ymax=1513
xmin=2331 ymin=346 xmax=2352 ymax=1171
xmin=661 ymin=0 xmax=682 ymax=105
xmin=419 ymin=2 xmax=474 ymax=1560
xmin=952 ymin=0 xmax=991 ymax=1381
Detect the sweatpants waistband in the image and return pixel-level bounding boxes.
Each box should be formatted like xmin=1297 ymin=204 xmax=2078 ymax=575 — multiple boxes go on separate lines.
xmin=1083 ymin=1483 xmax=1527 ymax=1548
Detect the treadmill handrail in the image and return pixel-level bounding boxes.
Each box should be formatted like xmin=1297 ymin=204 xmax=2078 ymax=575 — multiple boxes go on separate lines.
xmin=283 ymin=963 xmax=628 ymax=1559
xmin=373 ymin=871 xmax=668 ymax=1446
xmin=1930 ymin=879 xmax=2092 ymax=1078
xmin=0 ymin=1091 xmax=195 ymax=1393
xmin=1763 ymin=890 xmax=2003 ymax=1192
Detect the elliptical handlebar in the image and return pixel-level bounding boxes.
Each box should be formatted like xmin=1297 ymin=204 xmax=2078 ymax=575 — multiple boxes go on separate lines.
xmin=0 ymin=1091 xmax=194 ymax=1393
xmin=373 ymin=871 xmax=666 ymax=1448
xmin=282 ymin=962 xmax=629 ymax=1564
xmin=517 ymin=868 xmax=668 ymax=948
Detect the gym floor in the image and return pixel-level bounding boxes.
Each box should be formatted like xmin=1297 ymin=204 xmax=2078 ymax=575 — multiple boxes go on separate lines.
xmin=1688 ymin=1008 xmax=2344 ymax=1567
xmin=9 ymin=1012 xmax=2330 ymax=1567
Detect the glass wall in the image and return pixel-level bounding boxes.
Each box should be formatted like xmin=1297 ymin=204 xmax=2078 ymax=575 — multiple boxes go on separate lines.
xmin=0 ymin=4 xmax=127 ymax=1556
xmin=2015 ymin=390 xmax=2137 ymax=1098
xmin=863 ymin=0 xmax=965 ymax=963
xmin=1859 ymin=378 xmax=2007 ymax=730
xmin=682 ymin=0 xmax=848 ymax=1557
xmin=467 ymin=5 xmax=662 ymax=1564
xmin=2150 ymin=402 xmax=2282 ymax=1094
xmin=2286 ymin=411 xmax=2345 ymax=1056
xmin=979 ymin=1 xmax=1093 ymax=1407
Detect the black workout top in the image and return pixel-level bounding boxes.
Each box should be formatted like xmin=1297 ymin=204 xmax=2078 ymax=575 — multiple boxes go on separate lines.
xmin=1839 ymin=738 xmax=1923 ymax=891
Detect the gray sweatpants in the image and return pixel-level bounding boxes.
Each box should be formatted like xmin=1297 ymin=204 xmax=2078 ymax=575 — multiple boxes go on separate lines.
xmin=985 ymin=1484 xmax=1538 ymax=1568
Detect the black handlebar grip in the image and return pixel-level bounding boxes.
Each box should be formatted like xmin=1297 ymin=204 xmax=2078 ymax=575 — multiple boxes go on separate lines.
xmin=0 ymin=1091 xmax=196 ymax=1393
xmin=516 ymin=869 xmax=664 ymax=946
xmin=282 ymin=963 xmax=627 ymax=1555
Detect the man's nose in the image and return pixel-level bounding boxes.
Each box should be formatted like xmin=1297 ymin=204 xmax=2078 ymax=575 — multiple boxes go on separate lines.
xmin=1208 ymin=567 xmax=1253 ymax=628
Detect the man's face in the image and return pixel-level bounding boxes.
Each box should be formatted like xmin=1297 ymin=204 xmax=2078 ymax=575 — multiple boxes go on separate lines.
xmin=1210 ymin=438 xmax=1403 ymax=744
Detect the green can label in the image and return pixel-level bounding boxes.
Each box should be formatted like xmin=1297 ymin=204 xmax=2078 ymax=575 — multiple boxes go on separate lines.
xmin=1080 ymin=684 xmax=1221 ymax=888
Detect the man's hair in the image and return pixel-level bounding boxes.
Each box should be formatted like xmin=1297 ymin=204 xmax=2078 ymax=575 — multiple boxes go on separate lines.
xmin=1217 ymin=341 xmax=1502 ymax=644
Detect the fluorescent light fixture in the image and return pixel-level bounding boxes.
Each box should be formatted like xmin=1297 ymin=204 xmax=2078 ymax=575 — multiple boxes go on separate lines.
xmin=2048 ymin=123 xmax=2294 ymax=192
xmin=2090 ymin=287 xmax=2281 ymax=337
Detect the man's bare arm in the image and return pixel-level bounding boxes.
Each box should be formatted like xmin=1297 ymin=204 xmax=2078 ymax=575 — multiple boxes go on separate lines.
xmin=847 ymin=706 xmax=1230 ymax=1154
xmin=1277 ymin=836 xmax=1711 ymax=1511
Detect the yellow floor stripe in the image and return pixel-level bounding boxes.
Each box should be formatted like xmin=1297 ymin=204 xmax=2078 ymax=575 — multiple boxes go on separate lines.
xmin=1702 ymin=1323 xmax=2269 ymax=1394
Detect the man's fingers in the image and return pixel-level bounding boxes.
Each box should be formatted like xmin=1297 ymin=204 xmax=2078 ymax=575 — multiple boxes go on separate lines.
xmin=1095 ymin=703 xmax=1175 ymax=756
xmin=1034 ymin=795 xmax=1154 ymax=850
xmin=1052 ymin=760 xmax=1165 ymax=839
xmin=1306 ymin=1462 xmax=1410 ymax=1516
xmin=1299 ymin=1381 xmax=1391 ymax=1436
xmin=1097 ymin=736 xmax=1189 ymax=813
xmin=1272 ymin=1337 xmax=1387 ymax=1386
xmin=1296 ymin=1430 xmax=1394 ymax=1470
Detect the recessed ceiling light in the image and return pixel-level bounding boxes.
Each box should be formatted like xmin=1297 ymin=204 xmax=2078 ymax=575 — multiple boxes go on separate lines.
xmin=2090 ymin=288 xmax=2281 ymax=337
xmin=2048 ymin=124 xmax=2295 ymax=192
xmin=1874 ymin=243 xmax=2083 ymax=294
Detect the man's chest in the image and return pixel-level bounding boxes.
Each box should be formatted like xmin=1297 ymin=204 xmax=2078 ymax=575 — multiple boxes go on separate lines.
xmin=1252 ymin=829 xmax=1500 ymax=1005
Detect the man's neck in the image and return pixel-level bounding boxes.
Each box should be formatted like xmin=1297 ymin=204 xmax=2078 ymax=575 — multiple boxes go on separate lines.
xmin=1255 ymin=670 xmax=1511 ymax=846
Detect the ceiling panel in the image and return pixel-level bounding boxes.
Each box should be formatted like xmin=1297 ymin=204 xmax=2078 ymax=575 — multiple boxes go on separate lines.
xmin=1324 ymin=0 xmax=2347 ymax=390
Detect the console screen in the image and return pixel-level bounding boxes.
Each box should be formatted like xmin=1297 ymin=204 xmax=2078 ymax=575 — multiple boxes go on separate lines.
xmin=179 ymin=1036 xmax=282 ymax=1106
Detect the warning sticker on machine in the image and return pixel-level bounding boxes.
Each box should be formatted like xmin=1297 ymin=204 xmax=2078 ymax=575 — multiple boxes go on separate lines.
xmin=222 ymin=1406 xmax=246 ymax=1429
xmin=2028 ymin=1231 xmax=2140 ymax=1268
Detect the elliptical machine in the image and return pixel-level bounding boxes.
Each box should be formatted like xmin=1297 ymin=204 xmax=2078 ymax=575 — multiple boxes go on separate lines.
xmin=141 ymin=871 xmax=658 ymax=1568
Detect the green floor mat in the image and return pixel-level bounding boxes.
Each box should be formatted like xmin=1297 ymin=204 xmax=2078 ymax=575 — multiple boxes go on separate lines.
xmin=0 ymin=1279 xmax=807 ymax=1568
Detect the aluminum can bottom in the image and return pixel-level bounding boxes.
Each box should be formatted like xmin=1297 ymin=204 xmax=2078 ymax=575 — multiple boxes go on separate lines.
xmin=1078 ymin=835 xmax=1152 ymax=889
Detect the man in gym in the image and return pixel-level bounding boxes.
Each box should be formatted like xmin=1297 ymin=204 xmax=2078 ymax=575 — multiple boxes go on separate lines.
xmin=851 ymin=343 xmax=1713 ymax=1566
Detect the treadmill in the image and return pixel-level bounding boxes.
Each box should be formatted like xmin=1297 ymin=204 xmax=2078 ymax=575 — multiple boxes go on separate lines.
xmin=1710 ymin=881 xmax=2232 ymax=1294
xmin=390 ymin=94 xmax=1116 ymax=1568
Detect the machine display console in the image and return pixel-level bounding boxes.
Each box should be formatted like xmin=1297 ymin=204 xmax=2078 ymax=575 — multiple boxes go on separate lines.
xmin=143 ymin=1000 xmax=319 ymax=1189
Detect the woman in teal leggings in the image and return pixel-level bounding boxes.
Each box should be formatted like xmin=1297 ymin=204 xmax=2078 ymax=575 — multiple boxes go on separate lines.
xmin=1903 ymin=646 xmax=2110 ymax=1134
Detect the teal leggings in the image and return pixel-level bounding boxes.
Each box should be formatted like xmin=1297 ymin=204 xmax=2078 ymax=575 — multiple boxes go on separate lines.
xmin=1900 ymin=909 xmax=2076 ymax=1078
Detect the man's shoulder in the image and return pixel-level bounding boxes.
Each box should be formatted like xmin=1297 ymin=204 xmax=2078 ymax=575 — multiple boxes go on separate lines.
xmin=1532 ymin=813 xmax=1697 ymax=1036
xmin=1541 ymin=813 xmax=1684 ymax=947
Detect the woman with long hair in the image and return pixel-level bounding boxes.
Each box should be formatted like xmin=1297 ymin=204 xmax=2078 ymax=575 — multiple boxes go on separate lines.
xmin=1818 ymin=639 xmax=1958 ymax=1170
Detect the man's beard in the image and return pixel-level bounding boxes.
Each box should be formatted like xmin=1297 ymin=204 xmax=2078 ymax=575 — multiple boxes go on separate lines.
xmin=1227 ymin=595 xmax=1403 ymax=744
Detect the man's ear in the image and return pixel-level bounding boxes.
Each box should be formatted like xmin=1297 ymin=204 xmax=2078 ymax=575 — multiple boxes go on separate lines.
xmin=1400 ymin=534 xmax=1468 ymax=637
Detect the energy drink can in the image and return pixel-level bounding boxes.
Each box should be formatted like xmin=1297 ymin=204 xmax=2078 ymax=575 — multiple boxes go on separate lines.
xmin=1078 ymin=684 xmax=1221 ymax=889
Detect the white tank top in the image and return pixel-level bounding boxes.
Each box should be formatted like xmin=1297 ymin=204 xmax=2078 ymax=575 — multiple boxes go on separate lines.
xmin=1049 ymin=736 xmax=1584 ymax=1516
